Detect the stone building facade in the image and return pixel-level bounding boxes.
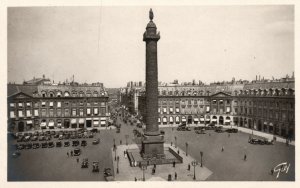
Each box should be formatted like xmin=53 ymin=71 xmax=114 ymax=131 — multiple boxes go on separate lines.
xmin=133 ymin=77 xmax=295 ymax=140
xmin=7 ymin=83 xmax=109 ymax=132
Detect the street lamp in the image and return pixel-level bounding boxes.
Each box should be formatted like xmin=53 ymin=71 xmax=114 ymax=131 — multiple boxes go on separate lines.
xmin=175 ymin=136 xmax=177 ymax=148
xmin=141 ymin=164 xmax=147 ymax=181
xmin=116 ymin=156 xmax=119 ymax=174
xmin=200 ymin=151 xmax=203 ymax=167
xmin=125 ymin=135 xmax=129 ymax=145
xmin=191 ymin=160 xmax=198 ymax=180
xmin=114 ymin=145 xmax=117 ymax=161
xmin=185 ymin=142 xmax=188 ymax=156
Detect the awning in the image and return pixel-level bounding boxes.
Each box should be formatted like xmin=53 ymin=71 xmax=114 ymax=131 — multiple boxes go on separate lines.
xmin=71 ymin=119 xmax=77 ymax=124
xmin=79 ymin=119 xmax=85 ymax=124
xmin=219 ymin=100 xmax=223 ymax=102
xmin=212 ymin=119 xmax=217 ymax=122
xmin=41 ymin=102 xmax=46 ymax=106
xmin=194 ymin=118 xmax=199 ymax=121
xmin=93 ymin=120 xmax=99 ymax=125
xmin=100 ymin=121 xmax=106 ymax=125
xmin=225 ymin=119 xmax=231 ymax=123
xmin=40 ymin=122 xmax=47 ymax=127
xmin=200 ymin=118 xmax=205 ymax=121
xmin=48 ymin=122 xmax=55 ymax=127
xmin=163 ymin=118 xmax=167 ymax=123
xmin=205 ymin=116 xmax=211 ymax=120
xmin=100 ymin=117 xmax=106 ymax=121
xmin=86 ymin=118 xmax=92 ymax=120
xmin=163 ymin=108 xmax=167 ymax=113
xmin=264 ymin=122 xmax=267 ymax=124
xmin=182 ymin=119 xmax=186 ymax=122
xmin=169 ymin=108 xmax=173 ymax=112
xmin=93 ymin=118 xmax=100 ymax=120
xmin=169 ymin=117 xmax=174 ymax=122
xmin=175 ymin=108 xmax=180 ymax=112
xmin=269 ymin=123 xmax=274 ymax=127
xmin=26 ymin=120 xmax=33 ymax=124
xmin=49 ymin=102 xmax=53 ymax=107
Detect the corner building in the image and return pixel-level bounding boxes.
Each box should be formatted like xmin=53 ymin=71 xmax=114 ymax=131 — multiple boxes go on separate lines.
xmin=7 ymin=83 xmax=109 ymax=132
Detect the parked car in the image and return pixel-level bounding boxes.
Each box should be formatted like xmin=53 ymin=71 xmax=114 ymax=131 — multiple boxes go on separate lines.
xmin=195 ymin=129 xmax=206 ymax=134
xmin=48 ymin=142 xmax=54 ymax=148
xmin=74 ymin=148 xmax=81 ymax=156
xmin=226 ymin=128 xmax=238 ymax=133
xmin=93 ymin=138 xmax=100 ymax=145
xmin=56 ymin=141 xmax=62 ymax=147
xmin=72 ymin=140 xmax=80 ymax=147
xmin=39 ymin=136 xmax=45 ymax=141
xmin=249 ymin=138 xmax=261 ymax=145
xmin=64 ymin=141 xmax=70 ymax=147
xmin=30 ymin=136 xmax=38 ymax=141
xmin=25 ymin=143 xmax=33 ymax=149
xmin=12 ymin=151 xmax=21 ymax=158
xmin=32 ymin=143 xmax=40 ymax=149
xmin=91 ymin=128 xmax=98 ymax=133
xmin=17 ymin=136 xmax=24 ymax=142
xmin=41 ymin=142 xmax=48 ymax=148
xmin=88 ymin=134 xmax=94 ymax=138
xmin=264 ymin=139 xmax=274 ymax=145
xmin=81 ymin=140 xmax=87 ymax=147
xmin=16 ymin=144 xmax=25 ymax=150
xmin=104 ymin=168 xmax=113 ymax=181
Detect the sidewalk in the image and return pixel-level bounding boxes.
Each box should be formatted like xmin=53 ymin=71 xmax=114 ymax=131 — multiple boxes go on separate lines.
xmin=111 ymin=143 xmax=213 ymax=181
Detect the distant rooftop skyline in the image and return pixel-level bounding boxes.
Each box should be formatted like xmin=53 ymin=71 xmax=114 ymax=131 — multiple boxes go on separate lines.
xmin=8 ymin=6 xmax=294 ymax=88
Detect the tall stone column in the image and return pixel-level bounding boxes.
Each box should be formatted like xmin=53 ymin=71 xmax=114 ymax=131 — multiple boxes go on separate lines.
xmin=141 ymin=9 xmax=165 ymax=159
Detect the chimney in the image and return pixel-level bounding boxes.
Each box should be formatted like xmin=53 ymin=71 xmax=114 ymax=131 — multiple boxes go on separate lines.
xmin=259 ymin=75 xmax=261 ymax=81
xmin=256 ymin=75 xmax=257 ymax=81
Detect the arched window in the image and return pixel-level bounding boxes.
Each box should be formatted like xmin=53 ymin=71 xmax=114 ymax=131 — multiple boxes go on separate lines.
xmin=72 ymin=90 xmax=77 ymax=97
xmin=79 ymin=91 xmax=84 ymax=97
xmin=56 ymin=91 xmax=62 ymax=97
xmin=86 ymin=90 xmax=92 ymax=97
xmin=41 ymin=91 xmax=47 ymax=98
xmin=64 ymin=91 xmax=70 ymax=97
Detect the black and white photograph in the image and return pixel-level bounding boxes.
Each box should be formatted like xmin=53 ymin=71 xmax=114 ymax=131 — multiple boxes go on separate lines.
xmin=1 ymin=0 xmax=298 ymax=185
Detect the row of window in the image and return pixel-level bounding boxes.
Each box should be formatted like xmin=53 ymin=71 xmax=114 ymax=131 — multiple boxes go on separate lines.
xmin=9 ymin=101 xmax=107 ymax=108
xmin=158 ymin=106 xmax=231 ymax=114
xmin=237 ymin=108 xmax=294 ymax=121
xmin=39 ymin=90 xmax=106 ymax=98
xmin=9 ymin=107 xmax=106 ymax=118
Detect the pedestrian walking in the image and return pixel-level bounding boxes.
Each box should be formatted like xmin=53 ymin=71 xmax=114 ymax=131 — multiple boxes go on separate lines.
xmin=120 ymin=140 xmax=122 ymax=145
xmin=173 ymin=161 xmax=176 ymax=168
xmin=175 ymin=172 xmax=177 ymax=180
xmin=221 ymin=146 xmax=224 ymax=152
xmin=228 ymin=133 xmax=230 ymax=137
xmin=77 ymin=158 xmax=79 ymax=163
xmin=134 ymin=177 xmax=137 ymax=181
xmin=177 ymin=150 xmax=180 ymax=155
xmin=171 ymin=142 xmax=173 ymax=146
xmin=209 ymin=133 xmax=211 ymax=136
xmin=188 ymin=164 xmax=190 ymax=171
xmin=244 ymin=154 xmax=247 ymax=161
xmin=270 ymin=169 xmax=274 ymax=175
xmin=67 ymin=152 xmax=69 ymax=157
xmin=154 ymin=164 xmax=156 ymax=169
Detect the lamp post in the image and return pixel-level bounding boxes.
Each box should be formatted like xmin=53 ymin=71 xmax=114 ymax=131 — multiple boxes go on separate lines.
xmin=185 ymin=142 xmax=188 ymax=156
xmin=191 ymin=160 xmax=198 ymax=180
xmin=200 ymin=151 xmax=203 ymax=167
xmin=141 ymin=165 xmax=147 ymax=181
xmin=175 ymin=136 xmax=177 ymax=148
xmin=125 ymin=135 xmax=129 ymax=145
xmin=114 ymin=145 xmax=117 ymax=161
xmin=116 ymin=156 xmax=119 ymax=174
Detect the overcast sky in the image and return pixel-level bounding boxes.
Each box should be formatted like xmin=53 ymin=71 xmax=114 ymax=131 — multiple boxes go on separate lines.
xmin=7 ymin=6 xmax=294 ymax=88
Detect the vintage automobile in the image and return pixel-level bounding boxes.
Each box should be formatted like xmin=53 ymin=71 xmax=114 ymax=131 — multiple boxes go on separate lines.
xmin=30 ymin=136 xmax=38 ymax=141
xmin=249 ymin=138 xmax=261 ymax=145
xmin=264 ymin=139 xmax=274 ymax=145
xmin=72 ymin=140 xmax=80 ymax=147
xmin=16 ymin=144 xmax=25 ymax=150
xmin=64 ymin=141 xmax=70 ymax=147
xmin=104 ymin=168 xmax=114 ymax=181
xmin=81 ymin=158 xmax=88 ymax=168
xmin=88 ymin=134 xmax=94 ymax=138
xmin=92 ymin=138 xmax=100 ymax=145
xmin=56 ymin=141 xmax=62 ymax=147
xmin=48 ymin=142 xmax=54 ymax=148
xmin=226 ymin=128 xmax=238 ymax=133
xmin=41 ymin=142 xmax=48 ymax=148
xmin=39 ymin=136 xmax=46 ymax=141
xmin=25 ymin=143 xmax=33 ymax=149
xmin=92 ymin=161 xmax=100 ymax=172
xmin=91 ymin=128 xmax=98 ymax=133
xmin=74 ymin=148 xmax=81 ymax=156
xmin=32 ymin=143 xmax=40 ymax=149
xmin=81 ymin=140 xmax=87 ymax=147
xmin=195 ymin=129 xmax=206 ymax=134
